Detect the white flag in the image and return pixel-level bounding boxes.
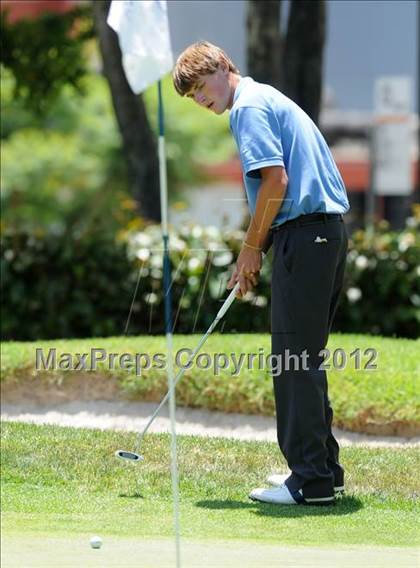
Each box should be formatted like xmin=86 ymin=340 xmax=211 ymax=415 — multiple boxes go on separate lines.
xmin=107 ymin=0 xmax=173 ymax=94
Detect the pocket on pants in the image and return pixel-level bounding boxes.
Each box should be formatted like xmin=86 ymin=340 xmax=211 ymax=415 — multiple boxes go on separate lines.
xmin=278 ymin=230 xmax=296 ymax=276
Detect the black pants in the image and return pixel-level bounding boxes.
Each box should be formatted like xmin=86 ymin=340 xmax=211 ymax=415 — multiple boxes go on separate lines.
xmin=270 ymin=213 xmax=348 ymax=500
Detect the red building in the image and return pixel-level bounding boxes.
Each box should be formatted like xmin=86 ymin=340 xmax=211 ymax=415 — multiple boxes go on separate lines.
xmin=1 ymin=1 xmax=79 ymax=23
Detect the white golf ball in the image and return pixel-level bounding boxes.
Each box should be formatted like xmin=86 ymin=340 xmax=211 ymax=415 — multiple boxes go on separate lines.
xmin=90 ymin=536 xmax=102 ymax=549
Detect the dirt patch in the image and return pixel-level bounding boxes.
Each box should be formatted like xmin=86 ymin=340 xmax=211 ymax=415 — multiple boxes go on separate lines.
xmin=1 ymin=372 xmax=122 ymax=405
xmin=336 ymin=418 xmax=420 ymax=438
xmin=335 ymin=406 xmax=420 ymax=438
xmin=1 ymin=373 xmax=419 ymax=438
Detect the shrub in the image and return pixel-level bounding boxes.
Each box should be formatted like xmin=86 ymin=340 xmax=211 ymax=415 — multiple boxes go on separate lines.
xmin=1 ymin=209 xmax=419 ymax=340
xmin=1 ymin=229 xmax=137 ymax=340
xmin=0 ymin=223 xmax=269 ymax=341
xmin=334 ymin=208 xmax=420 ymax=338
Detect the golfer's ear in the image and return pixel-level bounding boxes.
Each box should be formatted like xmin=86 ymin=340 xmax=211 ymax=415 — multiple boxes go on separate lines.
xmin=260 ymin=166 xmax=288 ymax=185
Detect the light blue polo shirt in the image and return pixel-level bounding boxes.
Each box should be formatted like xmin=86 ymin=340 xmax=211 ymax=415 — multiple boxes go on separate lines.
xmin=229 ymin=77 xmax=350 ymax=226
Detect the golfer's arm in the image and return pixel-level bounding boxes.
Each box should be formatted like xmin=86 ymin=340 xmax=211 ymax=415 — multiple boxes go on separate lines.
xmin=245 ymin=166 xmax=288 ymax=249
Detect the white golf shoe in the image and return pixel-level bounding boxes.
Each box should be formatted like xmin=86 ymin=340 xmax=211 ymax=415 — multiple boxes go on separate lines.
xmin=266 ymin=472 xmax=291 ymax=487
xmin=267 ymin=472 xmax=344 ymax=495
xmin=249 ymin=483 xmax=303 ymax=505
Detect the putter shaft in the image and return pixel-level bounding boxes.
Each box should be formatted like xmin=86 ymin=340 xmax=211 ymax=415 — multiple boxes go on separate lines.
xmin=134 ymin=281 xmax=240 ymax=453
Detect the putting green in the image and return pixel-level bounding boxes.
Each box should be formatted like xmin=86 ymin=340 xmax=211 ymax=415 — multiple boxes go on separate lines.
xmin=1 ymin=535 xmax=418 ymax=568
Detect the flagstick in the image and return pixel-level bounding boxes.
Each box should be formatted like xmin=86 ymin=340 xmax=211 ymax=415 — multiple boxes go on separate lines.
xmin=158 ymin=79 xmax=181 ymax=568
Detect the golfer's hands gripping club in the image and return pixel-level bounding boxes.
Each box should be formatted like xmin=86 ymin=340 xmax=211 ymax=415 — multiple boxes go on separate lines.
xmin=227 ymin=233 xmax=272 ymax=298
xmin=227 ymin=247 xmax=261 ymax=297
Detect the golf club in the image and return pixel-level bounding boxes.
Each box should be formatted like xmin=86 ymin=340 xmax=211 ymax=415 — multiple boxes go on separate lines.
xmin=115 ymin=280 xmax=241 ymax=462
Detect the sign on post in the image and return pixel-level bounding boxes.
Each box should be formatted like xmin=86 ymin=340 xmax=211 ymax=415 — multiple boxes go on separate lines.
xmin=372 ymin=76 xmax=412 ymax=196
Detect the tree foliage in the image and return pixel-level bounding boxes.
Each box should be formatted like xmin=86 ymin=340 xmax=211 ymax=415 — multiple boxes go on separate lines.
xmin=1 ymin=6 xmax=94 ymax=114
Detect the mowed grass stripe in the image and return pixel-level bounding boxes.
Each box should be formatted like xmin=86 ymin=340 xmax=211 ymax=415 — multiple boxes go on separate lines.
xmin=1 ymin=422 xmax=419 ymax=547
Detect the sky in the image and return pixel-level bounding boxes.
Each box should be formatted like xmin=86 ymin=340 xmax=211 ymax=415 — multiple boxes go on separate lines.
xmin=167 ymin=0 xmax=418 ymax=112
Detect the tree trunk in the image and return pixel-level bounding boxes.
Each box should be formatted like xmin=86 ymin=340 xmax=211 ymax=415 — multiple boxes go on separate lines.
xmin=92 ymin=0 xmax=161 ymax=222
xmin=283 ymin=0 xmax=326 ymax=125
xmin=246 ymin=0 xmax=283 ymax=91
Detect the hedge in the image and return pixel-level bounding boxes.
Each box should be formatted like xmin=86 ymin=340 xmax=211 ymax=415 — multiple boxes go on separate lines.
xmin=1 ymin=208 xmax=419 ymax=340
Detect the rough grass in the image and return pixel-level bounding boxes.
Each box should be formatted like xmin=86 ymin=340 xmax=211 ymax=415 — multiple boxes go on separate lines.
xmin=1 ymin=422 xmax=419 ymax=547
xmin=1 ymin=333 xmax=419 ymax=434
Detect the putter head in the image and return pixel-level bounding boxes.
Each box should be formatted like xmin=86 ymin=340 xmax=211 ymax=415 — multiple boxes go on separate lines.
xmin=115 ymin=450 xmax=144 ymax=462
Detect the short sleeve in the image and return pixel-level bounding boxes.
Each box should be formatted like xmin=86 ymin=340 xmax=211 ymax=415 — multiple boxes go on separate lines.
xmin=233 ymin=106 xmax=284 ymax=178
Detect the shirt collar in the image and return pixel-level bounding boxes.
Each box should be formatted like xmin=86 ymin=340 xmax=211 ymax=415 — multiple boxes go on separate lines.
xmin=232 ymin=76 xmax=254 ymax=106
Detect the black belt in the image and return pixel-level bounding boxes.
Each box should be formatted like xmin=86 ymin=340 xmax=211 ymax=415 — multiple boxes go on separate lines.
xmin=271 ymin=213 xmax=343 ymax=232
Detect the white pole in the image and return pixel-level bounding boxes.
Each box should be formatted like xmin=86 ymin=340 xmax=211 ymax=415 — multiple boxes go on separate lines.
xmin=158 ymin=80 xmax=181 ymax=568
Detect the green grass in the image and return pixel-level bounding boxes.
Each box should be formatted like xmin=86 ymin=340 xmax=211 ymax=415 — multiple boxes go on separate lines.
xmin=1 ymin=422 xmax=419 ymax=547
xmin=1 ymin=333 xmax=419 ymax=432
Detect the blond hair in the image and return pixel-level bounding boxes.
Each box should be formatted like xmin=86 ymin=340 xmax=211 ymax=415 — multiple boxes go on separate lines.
xmin=172 ymin=41 xmax=240 ymax=96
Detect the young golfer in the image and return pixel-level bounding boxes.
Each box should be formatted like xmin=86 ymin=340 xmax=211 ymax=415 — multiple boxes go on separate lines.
xmin=173 ymin=41 xmax=350 ymax=505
